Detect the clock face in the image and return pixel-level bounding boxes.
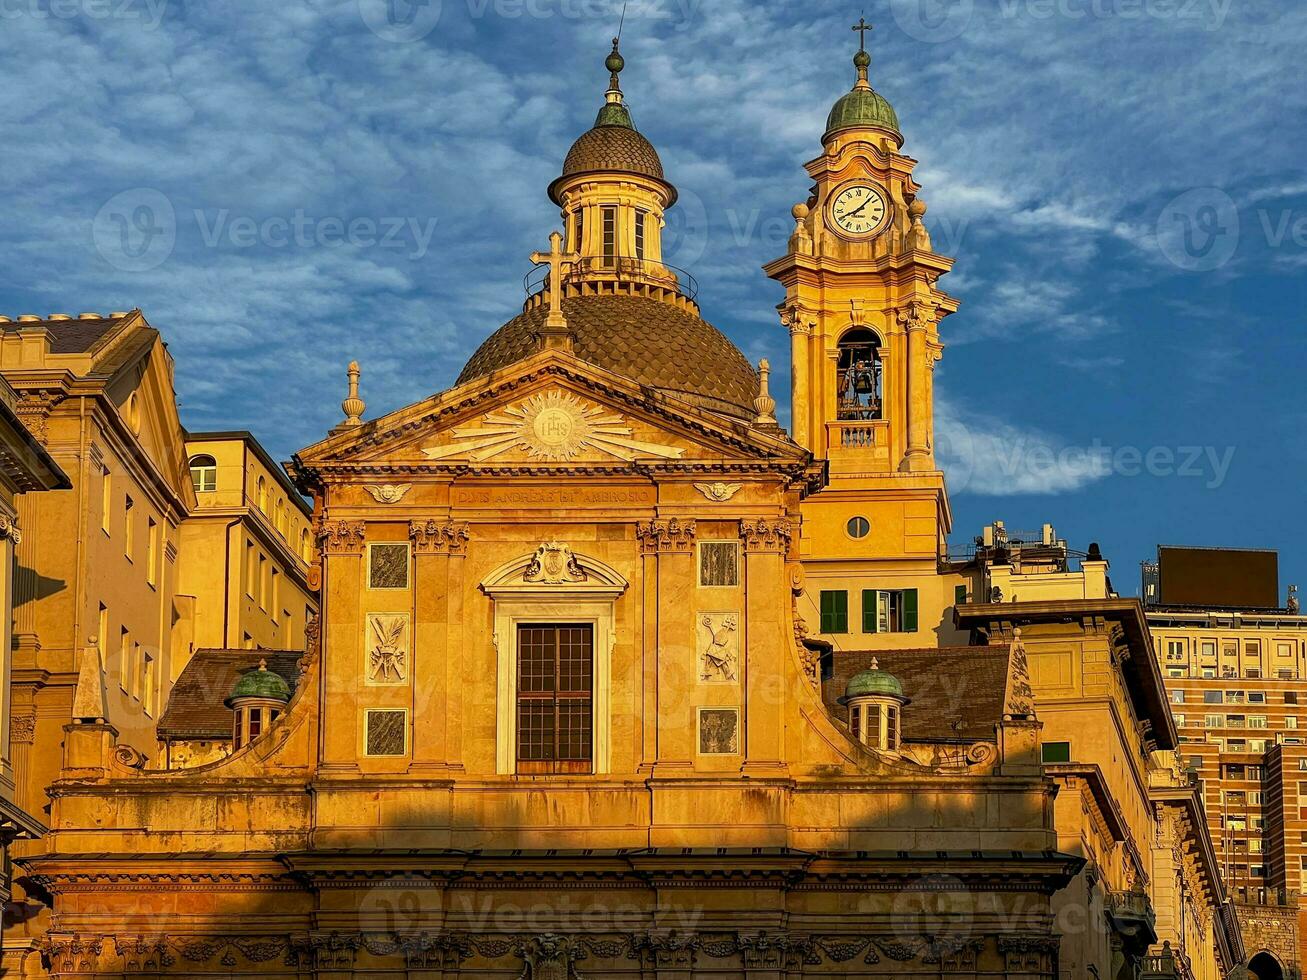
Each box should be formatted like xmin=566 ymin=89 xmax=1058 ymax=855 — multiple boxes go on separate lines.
xmin=829 ymin=183 xmax=891 ymax=239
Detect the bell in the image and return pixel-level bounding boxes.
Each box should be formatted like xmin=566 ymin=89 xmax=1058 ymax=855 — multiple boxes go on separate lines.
xmin=853 ymin=369 xmax=875 ymax=394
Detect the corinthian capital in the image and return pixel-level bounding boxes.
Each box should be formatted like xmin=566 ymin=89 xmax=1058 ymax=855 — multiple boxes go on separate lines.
xmin=0 ymin=515 xmax=22 ymax=545
xmin=409 ymin=520 xmax=471 ymax=554
xmin=635 ymin=518 xmax=696 ymax=554
xmin=740 ymin=518 xmax=792 ymax=553
xmin=317 ymin=520 xmax=366 ymax=555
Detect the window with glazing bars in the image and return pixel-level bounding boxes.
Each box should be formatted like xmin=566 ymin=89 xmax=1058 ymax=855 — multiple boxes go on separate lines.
xmin=516 ymin=624 xmax=593 ymax=773
xmin=601 ymin=207 xmax=616 ymax=265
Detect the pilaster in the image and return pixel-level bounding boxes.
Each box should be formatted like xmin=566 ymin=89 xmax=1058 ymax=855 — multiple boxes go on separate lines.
xmin=637 ymin=520 xmax=695 ymax=772
xmin=318 ymin=520 xmax=366 ymax=772
xmin=740 ymin=519 xmax=791 ymax=773
xmin=409 ymin=521 xmax=470 ymax=772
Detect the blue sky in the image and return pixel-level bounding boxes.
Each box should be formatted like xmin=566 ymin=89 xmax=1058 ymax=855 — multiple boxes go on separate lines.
xmin=2 ymin=0 xmax=1305 ymax=599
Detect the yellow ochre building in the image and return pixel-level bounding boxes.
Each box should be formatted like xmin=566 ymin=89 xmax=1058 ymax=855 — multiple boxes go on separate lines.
xmin=1 ymin=31 xmax=1252 ymax=980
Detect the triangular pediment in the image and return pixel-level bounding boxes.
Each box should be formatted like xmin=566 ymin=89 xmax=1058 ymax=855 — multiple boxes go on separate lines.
xmin=294 ymin=350 xmax=808 ymax=474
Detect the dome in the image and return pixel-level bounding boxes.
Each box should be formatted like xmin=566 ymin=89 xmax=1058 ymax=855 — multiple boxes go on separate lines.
xmin=547 ymin=38 xmax=676 ymax=205
xmin=839 ymin=662 xmax=907 ymax=703
xmin=457 ymin=294 xmax=759 ymax=419
xmin=825 ymin=87 xmax=900 ymax=139
xmin=823 ymin=47 xmax=901 ymax=141
xmin=225 ymin=661 xmax=291 ymax=706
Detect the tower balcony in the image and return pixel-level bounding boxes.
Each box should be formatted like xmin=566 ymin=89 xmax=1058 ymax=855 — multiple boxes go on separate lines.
xmin=524 ymin=255 xmax=700 ymax=315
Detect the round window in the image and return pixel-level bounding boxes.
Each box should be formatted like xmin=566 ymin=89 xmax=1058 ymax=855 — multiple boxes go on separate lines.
xmin=847 ymin=516 xmax=871 ymax=539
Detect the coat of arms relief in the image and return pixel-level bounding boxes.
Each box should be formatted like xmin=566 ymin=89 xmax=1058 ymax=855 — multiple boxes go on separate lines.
xmin=422 ymin=390 xmax=685 ymax=462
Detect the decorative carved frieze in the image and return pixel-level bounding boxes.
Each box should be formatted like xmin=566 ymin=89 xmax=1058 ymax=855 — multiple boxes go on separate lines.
xmin=693 ymin=481 xmax=742 ymax=502
xmin=997 ymin=934 xmax=1060 ymax=972
xmin=317 ymin=520 xmax=366 ymax=556
xmin=364 ymin=483 xmax=413 ymax=504
xmin=9 ymin=712 xmax=35 ymax=743
xmin=514 ymin=933 xmax=587 ymax=979
xmin=42 ymin=936 xmax=103 ymax=974
xmin=309 ymin=931 xmax=360 ymax=969
xmin=409 ymin=519 xmax=471 ymax=554
xmin=740 ymin=517 xmax=792 ymax=553
xmin=14 ymin=388 xmax=64 ymax=444
xmin=635 ymin=518 xmax=695 ymax=554
xmin=632 ymin=932 xmax=699 ymax=970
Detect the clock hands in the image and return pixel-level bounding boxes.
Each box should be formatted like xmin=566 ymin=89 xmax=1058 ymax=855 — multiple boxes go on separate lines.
xmin=844 ymin=196 xmax=875 ymax=219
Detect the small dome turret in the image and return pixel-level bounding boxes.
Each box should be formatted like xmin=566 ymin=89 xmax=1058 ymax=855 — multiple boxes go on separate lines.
xmin=839 ymin=658 xmax=909 ymax=752
xmin=824 ymin=22 xmax=901 ymax=142
xmin=225 ymin=659 xmax=291 ymax=707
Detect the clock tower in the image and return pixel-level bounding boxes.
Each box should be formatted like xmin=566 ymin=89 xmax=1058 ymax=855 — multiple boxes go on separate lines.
xmin=765 ymin=24 xmax=964 ymax=648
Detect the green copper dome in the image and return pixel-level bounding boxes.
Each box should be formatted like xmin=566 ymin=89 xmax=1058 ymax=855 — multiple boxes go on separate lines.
xmin=225 ymin=661 xmax=291 ymax=706
xmin=839 ymin=661 xmax=907 ymax=703
xmin=824 ymin=47 xmax=900 ymax=140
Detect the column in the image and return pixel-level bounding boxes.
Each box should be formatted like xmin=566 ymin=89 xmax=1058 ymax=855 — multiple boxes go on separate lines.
xmin=318 ymin=520 xmax=366 ymax=772
xmin=899 ymin=302 xmax=932 ymax=467
xmin=637 ymin=520 xmax=695 ymax=772
xmin=0 ymin=516 xmax=17 ymax=791
xmin=783 ymin=308 xmax=813 ymax=452
xmin=740 ymin=519 xmax=790 ymax=773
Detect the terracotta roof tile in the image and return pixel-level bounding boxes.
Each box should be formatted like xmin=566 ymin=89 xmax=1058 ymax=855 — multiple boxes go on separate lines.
xmin=157 ymin=650 xmax=302 ymax=740
xmin=822 ymin=645 xmax=1011 ymax=743
xmin=457 ymin=294 xmax=758 ymax=418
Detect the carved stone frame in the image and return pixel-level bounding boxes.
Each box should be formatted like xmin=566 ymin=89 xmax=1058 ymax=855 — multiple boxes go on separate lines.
xmin=481 ymin=551 xmax=629 ymax=775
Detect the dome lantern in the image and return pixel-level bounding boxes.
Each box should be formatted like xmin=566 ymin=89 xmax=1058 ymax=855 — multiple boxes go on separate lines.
xmin=823 ymin=20 xmax=901 ymax=144
xmin=839 ymin=658 xmax=910 ymax=751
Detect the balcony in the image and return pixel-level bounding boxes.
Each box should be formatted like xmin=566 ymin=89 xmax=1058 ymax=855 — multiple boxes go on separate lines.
xmin=523 ymin=254 xmax=700 ymax=312
xmin=1142 ymin=942 xmax=1194 ymax=980
xmin=1106 ymin=888 xmax=1159 ymax=952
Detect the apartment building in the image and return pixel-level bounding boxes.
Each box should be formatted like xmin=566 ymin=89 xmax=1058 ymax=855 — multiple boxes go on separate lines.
xmin=179 ymin=432 xmax=315 ymax=658
xmin=1147 ymin=545 xmax=1307 ymax=978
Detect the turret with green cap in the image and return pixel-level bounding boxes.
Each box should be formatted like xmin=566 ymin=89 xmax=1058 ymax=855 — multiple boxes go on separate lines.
xmin=225 ymin=658 xmax=291 ymax=708
xmin=824 ymin=18 xmax=901 ymax=142
xmin=839 ymin=657 xmax=909 ymax=705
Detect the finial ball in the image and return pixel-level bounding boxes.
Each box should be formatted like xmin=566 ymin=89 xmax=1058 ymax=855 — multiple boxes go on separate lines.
xmin=908 ymin=198 xmax=927 ymax=218
xmin=606 ymin=39 xmax=624 ymax=74
xmin=792 ymin=202 xmax=810 ymax=220
xmin=854 ymin=49 xmax=871 ymax=70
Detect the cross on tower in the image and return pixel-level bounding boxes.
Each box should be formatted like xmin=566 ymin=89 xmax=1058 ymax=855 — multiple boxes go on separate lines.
xmin=531 ymin=230 xmax=580 ymax=343
xmin=852 ymin=17 xmax=873 ymax=51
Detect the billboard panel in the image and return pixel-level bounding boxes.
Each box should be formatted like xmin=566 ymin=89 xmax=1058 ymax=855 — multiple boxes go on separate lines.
xmin=1157 ymin=546 xmax=1279 ymax=609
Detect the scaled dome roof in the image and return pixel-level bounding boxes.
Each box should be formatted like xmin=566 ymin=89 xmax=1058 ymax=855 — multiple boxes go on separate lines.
xmin=458 ymin=294 xmax=758 ymax=419
xmin=226 ymin=661 xmax=292 ymax=706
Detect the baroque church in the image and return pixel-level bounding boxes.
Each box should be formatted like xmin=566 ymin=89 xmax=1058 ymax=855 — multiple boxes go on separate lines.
xmin=5 ymin=29 xmax=1240 ymax=980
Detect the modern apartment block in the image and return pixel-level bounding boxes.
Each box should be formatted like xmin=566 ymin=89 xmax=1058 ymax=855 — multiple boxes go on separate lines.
xmin=1146 ymin=545 xmax=1306 ymax=979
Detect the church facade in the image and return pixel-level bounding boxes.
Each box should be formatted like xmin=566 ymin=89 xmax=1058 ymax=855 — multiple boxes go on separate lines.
xmin=7 ymin=32 xmax=1243 ymax=980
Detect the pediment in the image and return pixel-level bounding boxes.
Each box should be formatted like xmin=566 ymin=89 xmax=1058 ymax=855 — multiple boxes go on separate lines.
xmin=295 ymin=352 xmax=807 ymax=472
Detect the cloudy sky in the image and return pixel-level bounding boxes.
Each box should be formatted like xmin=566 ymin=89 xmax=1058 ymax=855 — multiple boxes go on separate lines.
xmin=2 ymin=0 xmax=1304 ymax=597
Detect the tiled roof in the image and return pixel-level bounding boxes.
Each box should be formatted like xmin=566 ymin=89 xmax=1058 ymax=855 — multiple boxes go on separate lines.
xmin=457 ymin=294 xmax=759 ymax=419
xmin=562 ymin=125 xmax=664 ymax=182
xmin=157 ymin=650 xmax=302 ymax=740
xmin=822 ymin=645 xmax=1012 ymax=743
xmin=0 ymin=313 xmax=133 ymax=353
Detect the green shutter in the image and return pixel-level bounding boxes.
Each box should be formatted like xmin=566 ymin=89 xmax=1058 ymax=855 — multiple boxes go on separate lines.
xmin=862 ymin=589 xmax=878 ymax=633
xmin=955 ymin=584 xmax=968 ymax=606
xmin=1041 ymin=741 xmax=1072 ymax=764
xmin=902 ymin=589 xmax=919 ymax=632
xmin=821 ymin=590 xmax=848 ymax=634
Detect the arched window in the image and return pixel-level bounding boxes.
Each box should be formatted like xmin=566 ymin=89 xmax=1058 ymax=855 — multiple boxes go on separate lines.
xmin=836 ymin=327 xmax=883 ymax=421
xmin=189 ymin=454 xmax=217 ymax=493
xmin=300 ymin=528 xmax=311 ymax=563
xmin=256 ymin=475 xmax=267 ymax=512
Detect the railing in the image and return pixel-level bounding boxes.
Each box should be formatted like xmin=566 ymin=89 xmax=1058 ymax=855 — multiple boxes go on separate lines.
xmin=1142 ymin=942 xmax=1194 ymax=980
xmin=837 ymin=422 xmax=877 ymax=448
xmin=523 ymin=254 xmax=699 ymax=303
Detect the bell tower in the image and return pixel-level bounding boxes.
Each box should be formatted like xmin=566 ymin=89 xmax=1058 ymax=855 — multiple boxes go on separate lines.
xmin=765 ymin=24 xmax=964 ymax=648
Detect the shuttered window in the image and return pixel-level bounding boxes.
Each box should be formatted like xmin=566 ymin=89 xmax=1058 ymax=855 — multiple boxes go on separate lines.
xmin=860 ymin=589 xmax=919 ymax=633
xmin=820 ymin=590 xmax=848 ymax=634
